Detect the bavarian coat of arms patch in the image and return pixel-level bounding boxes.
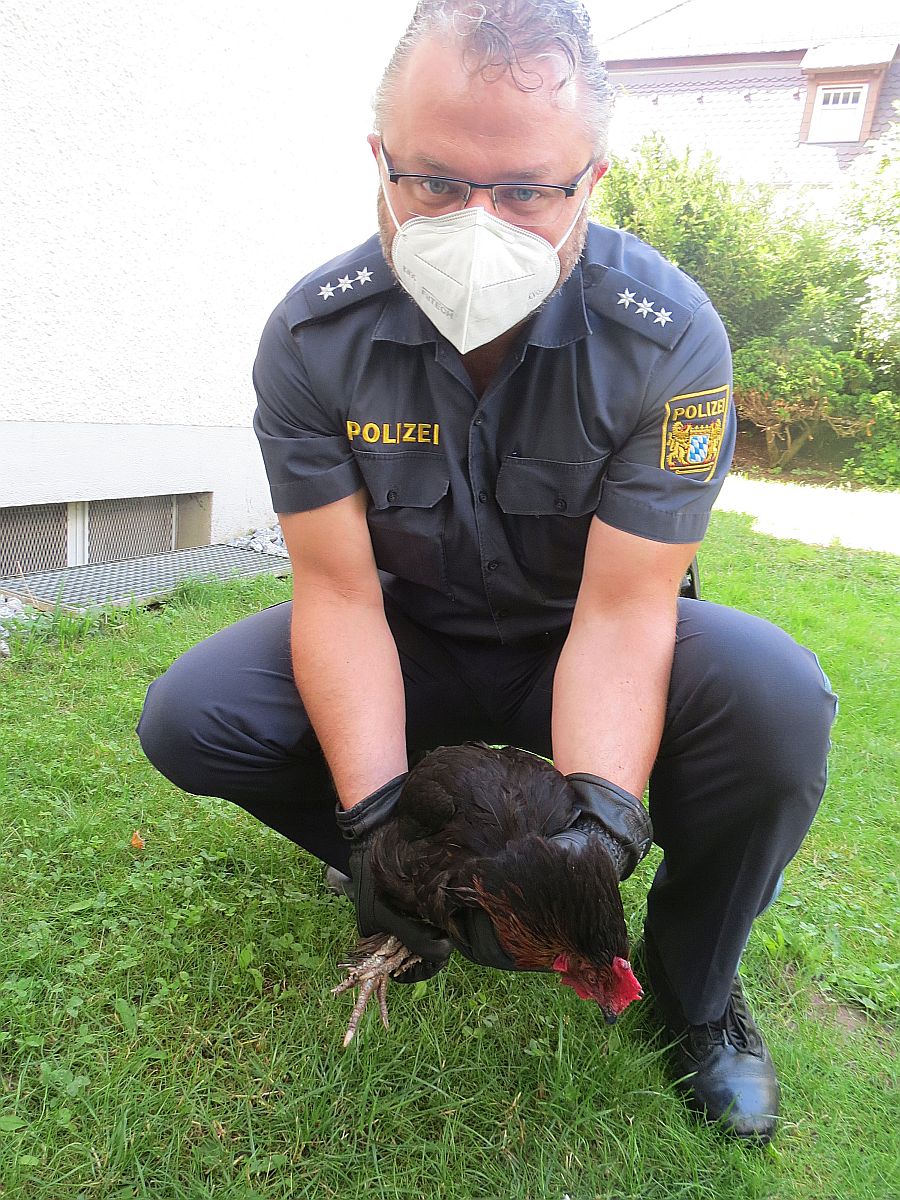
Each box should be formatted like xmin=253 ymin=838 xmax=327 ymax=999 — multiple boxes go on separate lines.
xmin=660 ymin=385 xmax=730 ymax=482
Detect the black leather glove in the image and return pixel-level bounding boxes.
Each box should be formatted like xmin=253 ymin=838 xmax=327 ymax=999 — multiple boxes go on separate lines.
xmin=451 ymin=774 xmax=652 ymax=969
xmin=335 ymin=774 xmax=452 ymax=982
xmin=451 ymin=908 xmax=522 ymax=972
xmin=560 ymin=773 xmax=653 ymax=880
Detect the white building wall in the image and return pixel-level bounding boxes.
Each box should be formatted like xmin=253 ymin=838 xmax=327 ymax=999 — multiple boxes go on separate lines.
xmin=1 ymin=0 xmax=413 ymax=533
xmin=0 ymin=421 xmax=271 ymax=542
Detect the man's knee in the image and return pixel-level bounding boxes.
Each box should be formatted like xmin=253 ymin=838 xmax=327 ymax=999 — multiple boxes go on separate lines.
xmin=137 ymin=667 xmax=212 ymax=795
xmin=137 ymin=602 xmax=307 ymax=798
xmin=672 ymin=601 xmax=837 ymax=801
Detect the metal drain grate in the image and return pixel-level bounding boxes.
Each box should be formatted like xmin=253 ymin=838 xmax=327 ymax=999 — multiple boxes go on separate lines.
xmin=0 ymin=546 xmax=291 ymax=612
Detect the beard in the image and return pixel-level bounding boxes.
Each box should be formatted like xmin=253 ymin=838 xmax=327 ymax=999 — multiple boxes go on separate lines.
xmin=375 ymin=190 xmax=590 ymax=300
xmin=376 ymin=190 xmax=397 ymax=273
xmin=555 ymin=203 xmax=590 ymax=291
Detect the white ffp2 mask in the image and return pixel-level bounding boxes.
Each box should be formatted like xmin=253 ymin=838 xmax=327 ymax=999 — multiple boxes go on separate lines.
xmin=383 ymin=178 xmax=587 ymax=354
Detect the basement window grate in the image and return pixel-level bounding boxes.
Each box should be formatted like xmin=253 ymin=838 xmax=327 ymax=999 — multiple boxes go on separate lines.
xmin=88 ymin=495 xmax=175 ymax=562
xmin=0 ymin=494 xmax=193 ymax=576
xmin=0 ymin=503 xmax=69 ymax=576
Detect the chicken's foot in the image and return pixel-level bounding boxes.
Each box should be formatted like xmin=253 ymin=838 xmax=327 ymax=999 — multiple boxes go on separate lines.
xmin=332 ymin=934 xmax=422 ymax=1047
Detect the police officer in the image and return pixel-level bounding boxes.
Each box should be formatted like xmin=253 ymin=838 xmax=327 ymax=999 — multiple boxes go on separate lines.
xmin=138 ymin=0 xmax=836 ymax=1143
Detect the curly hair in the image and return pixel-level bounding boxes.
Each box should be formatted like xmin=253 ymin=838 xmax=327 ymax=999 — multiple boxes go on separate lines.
xmin=373 ymin=1 xmax=615 ymax=157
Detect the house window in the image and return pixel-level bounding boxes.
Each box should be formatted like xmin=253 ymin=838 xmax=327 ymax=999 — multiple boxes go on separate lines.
xmin=0 ymin=493 xmax=212 ymax=577
xmin=807 ymin=82 xmax=868 ymax=142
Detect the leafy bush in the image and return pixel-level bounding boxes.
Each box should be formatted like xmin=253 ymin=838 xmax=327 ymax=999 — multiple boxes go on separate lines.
xmin=840 ymin=108 xmax=900 ymax=388
xmin=733 ymin=338 xmax=874 ymax=469
xmin=594 ymin=134 xmax=899 ymax=485
xmin=842 ymin=390 xmax=900 ymax=487
xmin=591 ymin=135 xmax=866 ymax=351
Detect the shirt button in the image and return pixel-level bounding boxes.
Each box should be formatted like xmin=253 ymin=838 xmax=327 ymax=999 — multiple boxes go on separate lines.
xmin=478 ymin=490 xmax=489 ymax=503
xmin=554 ymin=497 xmax=567 ymax=512
xmin=486 ymin=559 xmax=500 ymax=571
xmin=386 ymin=489 xmax=399 ymax=503
xmin=473 ymin=416 xmax=484 ymax=426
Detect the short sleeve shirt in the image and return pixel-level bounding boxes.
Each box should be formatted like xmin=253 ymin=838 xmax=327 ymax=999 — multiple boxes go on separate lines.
xmin=253 ymin=221 xmax=735 ymax=643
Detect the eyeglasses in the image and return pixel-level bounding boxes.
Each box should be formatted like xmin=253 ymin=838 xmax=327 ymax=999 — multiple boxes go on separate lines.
xmin=380 ymin=144 xmax=594 ymax=228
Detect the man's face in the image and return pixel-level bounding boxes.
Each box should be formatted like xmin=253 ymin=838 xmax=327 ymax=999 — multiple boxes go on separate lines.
xmin=370 ymin=36 xmax=607 ymax=291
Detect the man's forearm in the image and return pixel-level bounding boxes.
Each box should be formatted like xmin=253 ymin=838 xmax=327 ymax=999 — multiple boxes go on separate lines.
xmin=291 ymin=583 xmax=407 ymax=809
xmin=551 ymin=599 xmax=677 ymax=796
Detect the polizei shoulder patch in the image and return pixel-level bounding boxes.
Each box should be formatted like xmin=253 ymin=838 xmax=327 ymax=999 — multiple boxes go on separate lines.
xmin=661 ymin=385 xmax=730 ymax=481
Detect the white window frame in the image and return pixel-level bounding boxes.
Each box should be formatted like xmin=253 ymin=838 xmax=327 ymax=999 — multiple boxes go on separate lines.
xmin=807 ymin=81 xmax=869 ymax=143
xmin=67 ymin=501 xmax=89 ymax=565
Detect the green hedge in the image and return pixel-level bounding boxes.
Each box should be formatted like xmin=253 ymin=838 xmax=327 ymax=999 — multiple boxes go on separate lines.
xmin=590 ymin=134 xmax=899 ymax=485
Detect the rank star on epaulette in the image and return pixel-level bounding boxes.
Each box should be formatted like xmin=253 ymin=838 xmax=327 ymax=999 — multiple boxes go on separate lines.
xmin=291 ymin=246 xmax=389 ymax=327
xmin=316 ymin=267 xmax=376 ymax=302
xmin=617 ymin=289 xmax=673 ymax=325
xmin=587 ymin=266 xmax=692 ymax=349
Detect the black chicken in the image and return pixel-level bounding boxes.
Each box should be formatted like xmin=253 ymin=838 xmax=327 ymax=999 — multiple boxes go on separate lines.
xmin=333 ymin=743 xmax=643 ymax=1044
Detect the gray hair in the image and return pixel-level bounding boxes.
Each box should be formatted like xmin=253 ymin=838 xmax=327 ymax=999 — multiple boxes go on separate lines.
xmin=373 ymin=1 xmax=615 ymax=158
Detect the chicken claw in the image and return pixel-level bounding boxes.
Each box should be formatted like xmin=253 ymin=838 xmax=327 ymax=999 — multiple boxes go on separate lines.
xmin=332 ymin=934 xmax=422 ymax=1047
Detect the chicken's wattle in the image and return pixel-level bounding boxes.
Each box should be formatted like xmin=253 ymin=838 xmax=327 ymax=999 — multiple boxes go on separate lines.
xmin=552 ymin=953 xmax=643 ymax=1017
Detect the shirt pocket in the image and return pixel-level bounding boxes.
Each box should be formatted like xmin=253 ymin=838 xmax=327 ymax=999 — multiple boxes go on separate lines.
xmin=355 ymin=451 xmax=452 ymax=594
xmin=495 ymin=456 xmax=608 ymax=600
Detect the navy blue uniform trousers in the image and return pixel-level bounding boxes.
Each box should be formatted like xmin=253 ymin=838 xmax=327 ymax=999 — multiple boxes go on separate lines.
xmin=137 ymin=596 xmax=836 ymax=1024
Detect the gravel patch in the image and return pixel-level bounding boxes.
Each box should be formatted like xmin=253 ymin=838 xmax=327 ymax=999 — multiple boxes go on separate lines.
xmin=227 ymin=525 xmax=288 ymax=558
xmin=0 ymin=594 xmax=41 ymax=659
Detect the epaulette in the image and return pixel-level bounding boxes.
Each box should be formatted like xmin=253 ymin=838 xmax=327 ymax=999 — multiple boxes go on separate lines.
xmin=582 ymin=263 xmax=693 ymax=351
xmin=284 ymin=248 xmax=395 ymax=328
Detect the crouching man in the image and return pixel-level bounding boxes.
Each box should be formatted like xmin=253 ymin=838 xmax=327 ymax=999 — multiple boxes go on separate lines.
xmin=138 ymin=0 xmax=836 ymax=1142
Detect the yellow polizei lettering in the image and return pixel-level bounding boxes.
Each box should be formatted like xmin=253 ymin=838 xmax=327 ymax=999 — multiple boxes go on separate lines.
xmin=681 ymin=399 xmax=727 ymax=419
xmin=346 ymin=420 xmax=441 ymax=444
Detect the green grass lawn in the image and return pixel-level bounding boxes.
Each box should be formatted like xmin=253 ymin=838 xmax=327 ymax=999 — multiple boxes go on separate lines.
xmin=1 ymin=510 xmax=897 ymax=1200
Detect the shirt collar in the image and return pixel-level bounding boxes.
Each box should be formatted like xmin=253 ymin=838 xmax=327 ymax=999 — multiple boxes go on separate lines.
xmin=526 ymin=260 xmax=592 ymax=348
xmin=372 ymin=256 xmax=592 ymax=349
xmin=372 ymin=284 xmax=438 ymax=346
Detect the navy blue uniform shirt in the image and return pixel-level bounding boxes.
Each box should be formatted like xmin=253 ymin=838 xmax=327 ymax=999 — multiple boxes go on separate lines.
xmin=253 ymin=221 xmax=735 ymax=643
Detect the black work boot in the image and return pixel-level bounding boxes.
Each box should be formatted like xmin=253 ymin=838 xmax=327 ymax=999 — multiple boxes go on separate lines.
xmin=644 ymin=932 xmax=781 ymax=1143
